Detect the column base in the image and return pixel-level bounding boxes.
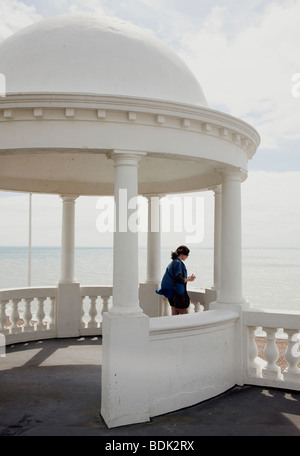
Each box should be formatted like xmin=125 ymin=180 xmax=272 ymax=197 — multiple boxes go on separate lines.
xmin=101 ymin=312 xmax=150 ymax=428
xmin=56 ymin=282 xmax=81 ymax=337
xmin=108 ymin=305 xmax=144 ymax=316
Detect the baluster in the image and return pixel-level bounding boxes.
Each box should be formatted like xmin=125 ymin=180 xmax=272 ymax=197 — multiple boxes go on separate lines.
xmin=81 ymin=296 xmax=87 ymax=329
xmin=34 ymin=298 xmax=46 ymax=331
xmin=101 ymin=296 xmax=109 ymax=316
xmin=194 ymin=301 xmax=202 ymax=313
xmin=22 ymin=298 xmax=33 ymax=332
xmin=0 ymin=300 xmax=9 ymax=335
xmin=100 ymin=296 xmax=110 ymax=330
xmin=163 ymin=297 xmax=171 ymax=316
xmin=262 ymin=327 xmax=282 ymax=380
xmin=247 ymin=326 xmax=262 ymax=377
xmin=158 ymin=297 xmax=164 ymax=316
xmin=88 ymin=296 xmax=98 ymax=329
xmin=10 ymin=300 xmax=22 ymax=334
xmin=283 ymin=329 xmax=300 ymax=383
xmin=47 ymin=297 xmax=55 ymax=330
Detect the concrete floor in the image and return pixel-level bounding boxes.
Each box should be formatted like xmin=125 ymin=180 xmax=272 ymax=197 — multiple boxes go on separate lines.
xmin=0 ymin=337 xmax=300 ymax=437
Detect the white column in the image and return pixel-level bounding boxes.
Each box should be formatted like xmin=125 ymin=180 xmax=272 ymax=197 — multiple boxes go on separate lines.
xmin=212 ymin=185 xmax=222 ymax=294
xmin=101 ymin=150 xmax=150 ymax=428
xmin=218 ymin=170 xmax=245 ymax=305
xmin=146 ymin=195 xmax=161 ymax=284
xmin=110 ymin=151 xmax=145 ymax=314
xmin=139 ymin=194 xmax=162 ymax=317
xmin=57 ymin=194 xmax=81 ymax=338
xmin=59 ymin=195 xmax=78 ymax=284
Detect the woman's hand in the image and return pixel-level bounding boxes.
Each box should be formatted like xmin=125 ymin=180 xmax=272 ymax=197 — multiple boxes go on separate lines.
xmin=185 ymin=274 xmax=196 ymax=282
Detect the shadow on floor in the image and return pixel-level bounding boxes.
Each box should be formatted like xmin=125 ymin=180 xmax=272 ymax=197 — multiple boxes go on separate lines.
xmin=0 ymin=337 xmax=299 ymax=436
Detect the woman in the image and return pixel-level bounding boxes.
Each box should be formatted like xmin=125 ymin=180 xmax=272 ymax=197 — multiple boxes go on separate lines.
xmin=156 ymin=245 xmax=196 ymax=315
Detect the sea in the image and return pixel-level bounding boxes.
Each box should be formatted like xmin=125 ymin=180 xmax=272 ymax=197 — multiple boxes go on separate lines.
xmin=0 ymin=246 xmax=299 ymax=312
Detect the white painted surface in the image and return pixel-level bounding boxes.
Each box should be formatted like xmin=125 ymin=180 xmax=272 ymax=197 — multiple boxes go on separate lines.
xmin=0 ymin=14 xmax=207 ymax=107
xmin=149 ymin=310 xmax=238 ymax=417
xmin=101 ymin=312 xmax=150 ymax=428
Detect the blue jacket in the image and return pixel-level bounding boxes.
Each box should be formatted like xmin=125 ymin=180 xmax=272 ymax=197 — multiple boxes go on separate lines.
xmin=156 ymin=258 xmax=187 ymax=298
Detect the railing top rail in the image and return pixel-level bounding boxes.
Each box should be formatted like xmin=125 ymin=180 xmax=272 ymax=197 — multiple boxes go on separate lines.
xmin=188 ymin=289 xmax=206 ymax=298
xmin=150 ymin=309 xmax=238 ymax=334
xmin=0 ymin=287 xmax=57 ymax=301
xmin=243 ymin=309 xmax=300 ymax=330
xmin=80 ymin=285 xmax=113 ymax=296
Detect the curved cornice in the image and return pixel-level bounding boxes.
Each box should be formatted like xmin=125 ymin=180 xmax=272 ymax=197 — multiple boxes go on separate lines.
xmin=0 ymin=93 xmax=260 ymax=160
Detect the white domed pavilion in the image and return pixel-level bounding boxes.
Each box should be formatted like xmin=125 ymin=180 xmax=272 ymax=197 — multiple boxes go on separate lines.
xmin=0 ymin=15 xmax=262 ymax=428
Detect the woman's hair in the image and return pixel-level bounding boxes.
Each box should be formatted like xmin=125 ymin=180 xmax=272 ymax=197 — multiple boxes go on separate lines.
xmin=171 ymin=245 xmax=190 ymax=260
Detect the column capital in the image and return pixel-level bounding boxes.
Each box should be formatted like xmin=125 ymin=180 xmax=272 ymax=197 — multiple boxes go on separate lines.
xmin=219 ymin=167 xmax=247 ymax=183
xmin=107 ymin=150 xmax=146 ymax=167
xmin=60 ymin=194 xmax=79 ymax=203
xmin=143 ymin=193 xmax=166 ymax=200
xmin=209 ymin=184 xmax=222 ymax=195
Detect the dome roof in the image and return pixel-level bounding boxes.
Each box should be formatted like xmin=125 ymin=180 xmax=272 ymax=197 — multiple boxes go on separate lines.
xmin=0 ymin=14 xmax=207 ymax=107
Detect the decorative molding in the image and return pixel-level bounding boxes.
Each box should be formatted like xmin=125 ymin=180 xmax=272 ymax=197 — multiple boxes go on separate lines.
xmin=156 ymin=114 xmax=165 ymax=124
xmin=181 ymin=118 xmax=190 ymax=128
xmin=97 ymin=109 xmax=106 ymax=119
xmin=33 ymin=108 xmax=43 ymax=117
xmin=0 ymin=93 xmax=260 ymax=160
xmin=65 ymin=108 xmax=75 ymax=117
xmin=219 ymin=127 xmax=230 ymax=139
xmin=128 ymin=111 xmax=137 ymax=121
xmin=202 ymin=122 xmax=212 ymax=133
xmin=3 ymin=109 xmax=13 ymax=118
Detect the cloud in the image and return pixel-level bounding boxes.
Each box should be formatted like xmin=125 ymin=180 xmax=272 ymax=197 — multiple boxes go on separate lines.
xmin=1 ymin=1 xmax=299 ymax=153
xmin=0 ymin=0 xmax=42 ymax=40
xmin=176 ymin=1 xmax=300 ymax=150
xmin=242 ymin=171 xmax=300 ymax=248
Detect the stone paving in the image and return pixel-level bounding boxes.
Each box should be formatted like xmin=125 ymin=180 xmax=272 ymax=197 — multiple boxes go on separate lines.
xmin=0 ymin=337 xmax=299 ymax=437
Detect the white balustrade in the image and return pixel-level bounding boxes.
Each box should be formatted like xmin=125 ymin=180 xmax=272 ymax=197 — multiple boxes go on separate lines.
xmin=159 ymin=297 xmax=170 ymax=316
xmin=34 ymin=298 xmax=46 ymax=331
xmin=283 ymin=329 xmax=300 ymax=383
xmin=10 ymin=299 xmax=22 ymax=334
xmin=262 ymin=327 xmax=282 ymax=380
xmin=48 ymin=298 xmax=55 ymax=331
xmin=1 ymin=286 xmax=300 ymax=394
xmin=22 ymin=298 xmax=33 ymax=332
xmin=247 ymin=326 xmax=262 ymax=377
xmin=80 ymin=286 xmax=113 ymax=335
xmin=0 ymin=288 xmax=57 ymax=343
xmin=190 ymin=300 xmax=204 ymax=313
xmin=158 ymin=292 xmax=205 ymax=317
xmin=101 ymin=296 xmax=110 ymax=319
xmin=244 ymin=310 xmax=300 ymax=391
xmin=0 ymin=300 xmax=9 ymax=335
xmin=88 ymin=296 xmax=98 ymax=329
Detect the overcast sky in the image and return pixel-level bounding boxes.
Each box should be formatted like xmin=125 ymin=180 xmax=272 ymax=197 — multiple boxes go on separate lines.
xmin=0 ymin=0 xmax=299 ymax=248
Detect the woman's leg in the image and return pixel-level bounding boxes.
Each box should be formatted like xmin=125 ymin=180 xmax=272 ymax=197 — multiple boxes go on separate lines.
xmin=177 ymin=308 xmax=189 ymax=314
xmin=171 ymin=306 xmax=179 ymax=315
